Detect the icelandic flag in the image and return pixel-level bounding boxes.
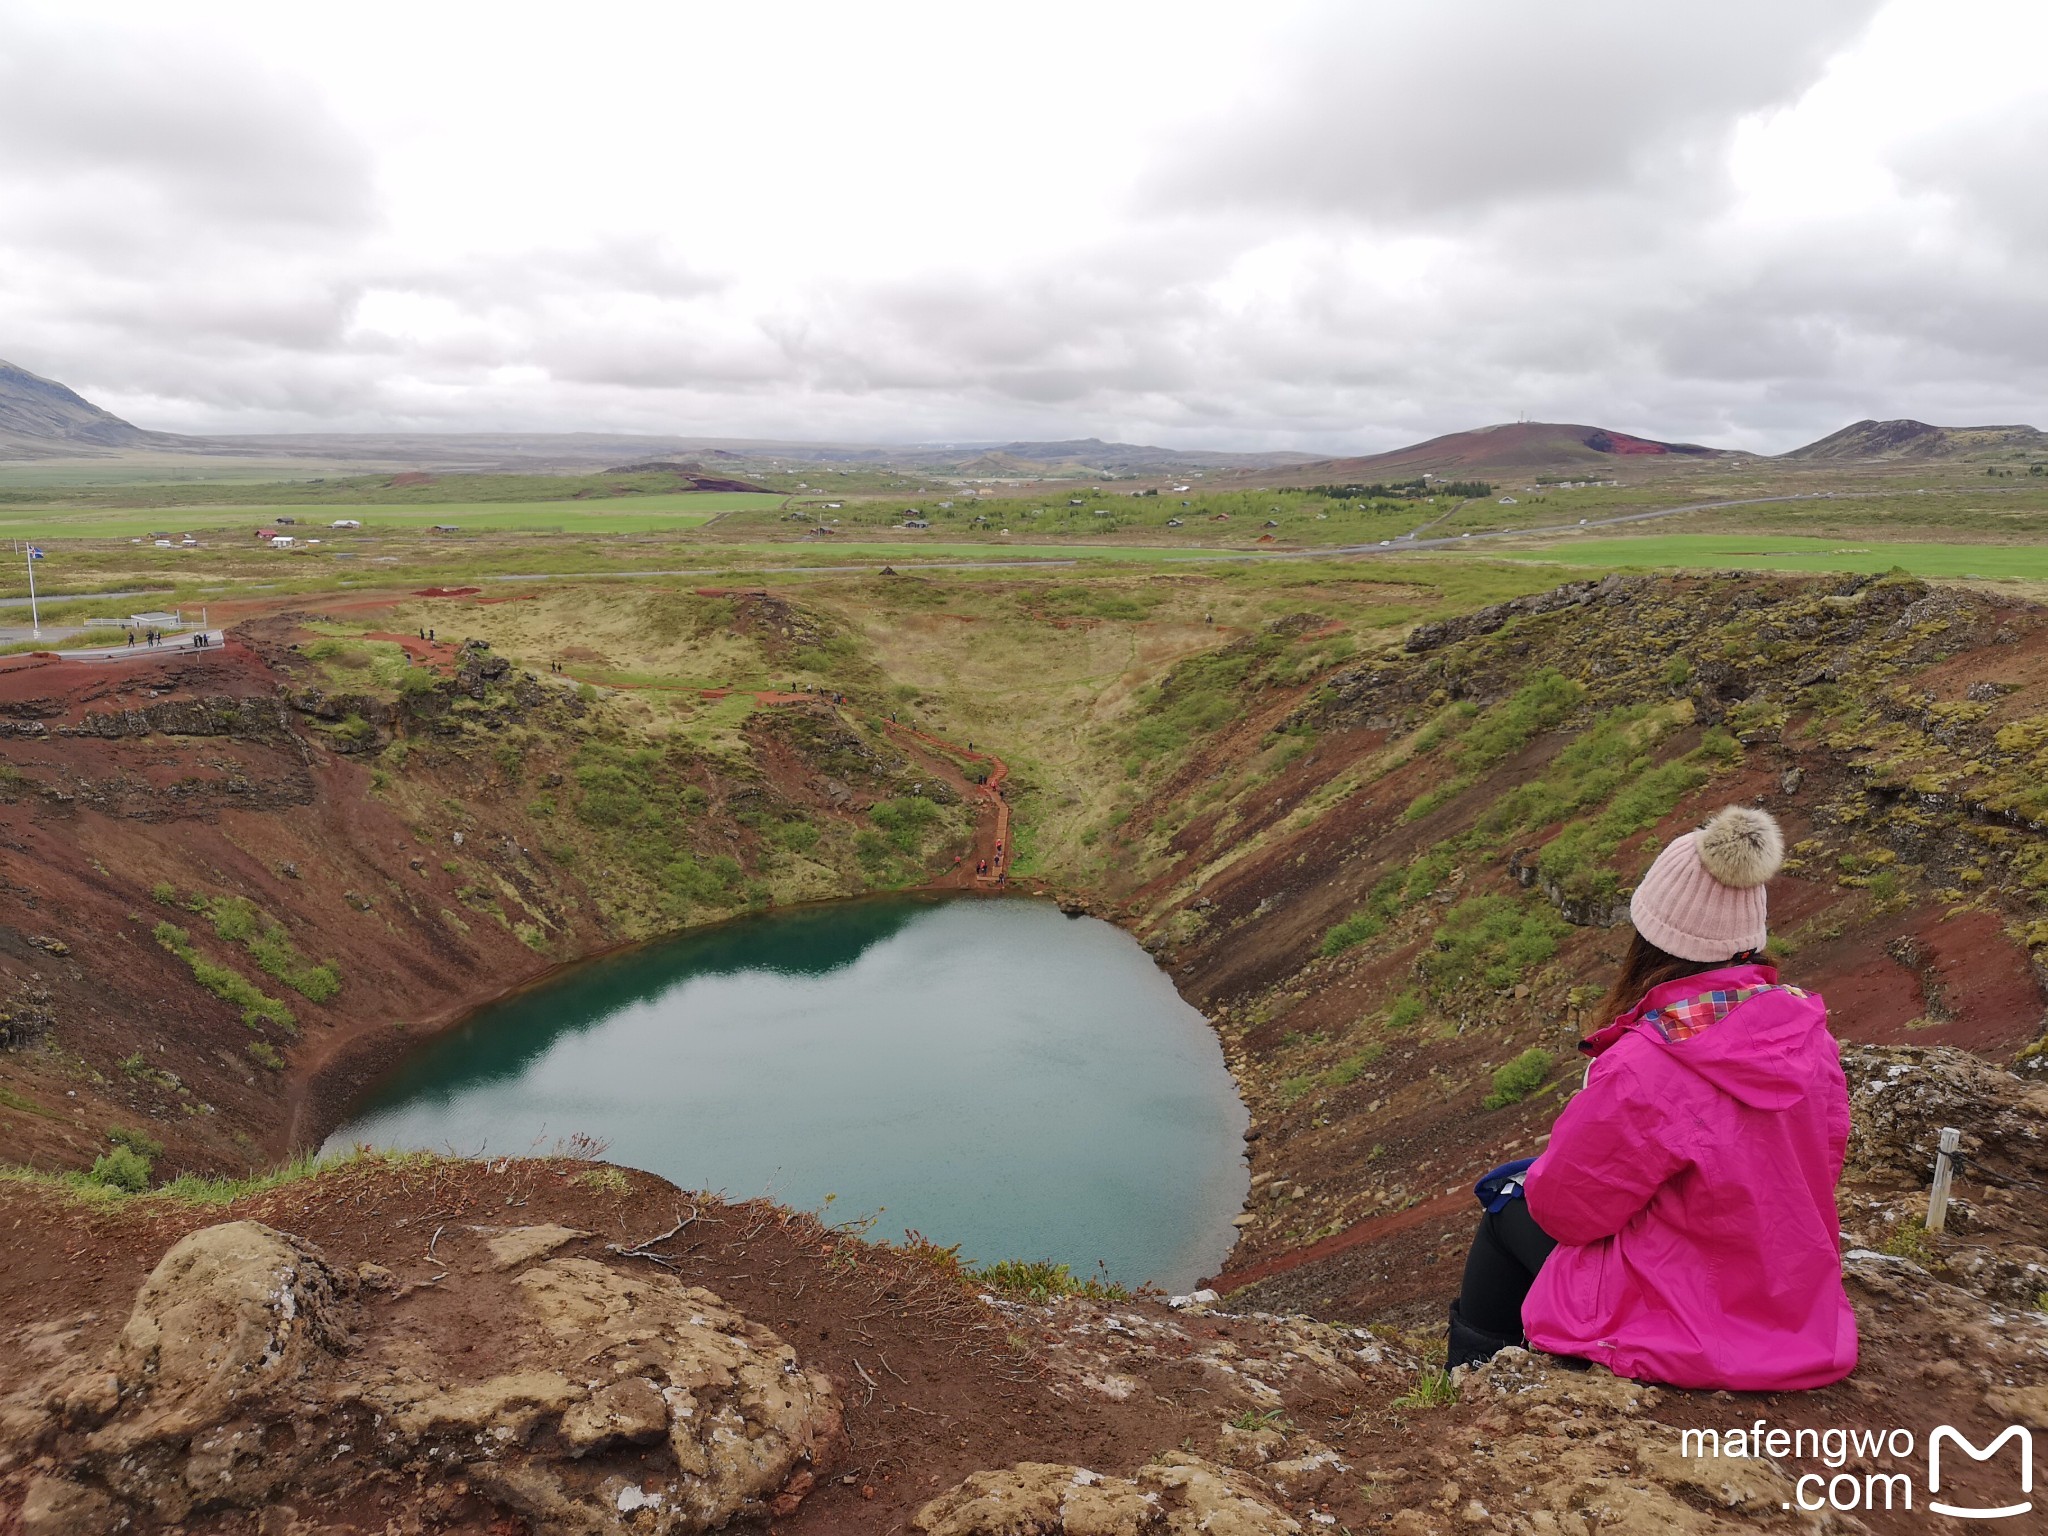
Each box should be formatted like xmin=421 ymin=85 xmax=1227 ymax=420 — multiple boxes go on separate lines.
xmin=27 ymin=546 xmax=44 ymax=559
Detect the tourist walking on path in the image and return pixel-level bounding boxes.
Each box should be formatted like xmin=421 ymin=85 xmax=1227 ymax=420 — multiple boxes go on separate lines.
xmin=1447 ymin=806 xmax=1855 ymax=1390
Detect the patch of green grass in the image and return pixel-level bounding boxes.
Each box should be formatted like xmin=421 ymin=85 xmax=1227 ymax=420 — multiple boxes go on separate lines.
xmin=0 ymin=1146 xmax=453 ymax=1210
xmin=973 ymin=1258 xmax=1131 ymax=1303
xmin=574 ymin=1166 xmax=631 ymax=1195
xmin=1319 ymin=910 xmax=1384 ymax=957
xmin=1500 ymin=533 xmax=2048 ymax=582
xmin=1277 ymin=1073 xmax=1318 ymax=1106
xmin=1405 ymin=670 xmax=1585 ymax=821
xmin=1423 ymin=896 xmax=1567 ymax=992
xmin=1392 ymin=1366 xmax=1459 ymax=1410
xmin=870 ymin=794 xmax=941 ymax=854
xmin=153 ymin=920 xmax=296 ymax=1032
xmin=1325 ymin=1045 xmax=1384 ymax=1087
xmin=247 ymin=1041 xmax=284 ymax=1071
xmin=169 ymin=893 xmax=343 ymax=1004
xmin=0 ymin=1085 xmax=53 ymax=1117
xmin=1385 ymin=991 xmax=1427 ymax=1031
xmin=1483 ymin=1049 xmax=1556 ymax=1110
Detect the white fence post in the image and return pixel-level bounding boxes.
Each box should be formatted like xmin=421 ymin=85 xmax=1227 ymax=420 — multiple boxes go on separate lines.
xmin=1926 ymin=1126 xmax=1961 ymax=1234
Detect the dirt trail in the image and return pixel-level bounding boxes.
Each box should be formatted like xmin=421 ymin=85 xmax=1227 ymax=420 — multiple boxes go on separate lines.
xmin=882 ymin=720 xmax=1012 ymax=884
xmin=362 ymin=630 xmax=460 ymax=671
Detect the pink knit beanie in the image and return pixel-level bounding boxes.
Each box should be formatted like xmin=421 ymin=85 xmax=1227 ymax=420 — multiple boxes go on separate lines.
xmin=1629 ymin=806 xmax=1785 ymax=962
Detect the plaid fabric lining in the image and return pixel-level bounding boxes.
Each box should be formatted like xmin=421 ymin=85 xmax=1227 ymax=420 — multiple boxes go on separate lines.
xmin=1640 ymin=984 xmax=1807 ymax=1044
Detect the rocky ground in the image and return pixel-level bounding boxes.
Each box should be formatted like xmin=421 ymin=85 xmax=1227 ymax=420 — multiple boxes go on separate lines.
xmin=2 ymin=1028 xmax=2043 ymax=1533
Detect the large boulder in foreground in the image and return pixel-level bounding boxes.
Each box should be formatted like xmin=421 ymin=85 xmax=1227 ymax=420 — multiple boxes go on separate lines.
xmin=914 ymin=1454 xmax=1301 ymax=1536
xmin=27 ymin=1221 xmax=840 ymax=1535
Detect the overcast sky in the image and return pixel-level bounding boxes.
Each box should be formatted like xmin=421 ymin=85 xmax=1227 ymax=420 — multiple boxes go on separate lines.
xmin=3 ymin=0 xmax=2043 ymax=451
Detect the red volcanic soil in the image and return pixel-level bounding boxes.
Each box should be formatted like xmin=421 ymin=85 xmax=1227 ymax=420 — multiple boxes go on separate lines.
xmin=0 ymin=634 xmax=581 ymax=1177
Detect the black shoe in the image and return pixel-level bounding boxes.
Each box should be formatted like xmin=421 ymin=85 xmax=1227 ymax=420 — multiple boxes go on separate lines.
xmin=1446 ymin=1299 xmax=1521 ymax=1370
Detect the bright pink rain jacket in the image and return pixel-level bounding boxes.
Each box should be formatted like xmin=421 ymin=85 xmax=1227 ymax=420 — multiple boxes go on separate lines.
xmin=1521 ymin=962 xmax=1858 ymax=1390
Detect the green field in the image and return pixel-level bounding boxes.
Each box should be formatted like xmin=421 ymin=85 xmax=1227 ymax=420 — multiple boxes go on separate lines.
xmin=0 ymin=492 xmax=782 ymax=540
xmin=1495 ymin=533 xmax=2048 ymax=581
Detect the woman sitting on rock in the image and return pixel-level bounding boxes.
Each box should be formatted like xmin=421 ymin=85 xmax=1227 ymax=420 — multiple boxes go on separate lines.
xmin=1448 ymin=805 xmax=1857 ymax=1390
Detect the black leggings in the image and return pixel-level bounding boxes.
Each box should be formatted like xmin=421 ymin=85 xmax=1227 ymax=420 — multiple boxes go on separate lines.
xmin=1457 ymin=1199 xmax=1559 ymax=1341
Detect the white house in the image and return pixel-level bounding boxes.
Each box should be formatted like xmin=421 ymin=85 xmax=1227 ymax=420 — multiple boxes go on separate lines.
xmin=331 ymin=519 xmax=362 ymax=529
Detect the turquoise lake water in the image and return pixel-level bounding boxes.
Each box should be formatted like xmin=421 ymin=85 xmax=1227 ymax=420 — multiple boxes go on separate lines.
xmin=326 ymin=896 xmax=1248 ymax=1289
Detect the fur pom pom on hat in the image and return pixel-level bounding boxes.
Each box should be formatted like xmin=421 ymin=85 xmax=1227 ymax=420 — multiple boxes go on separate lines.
xmin=1630 ymin=806 xmax=1785 ymax=962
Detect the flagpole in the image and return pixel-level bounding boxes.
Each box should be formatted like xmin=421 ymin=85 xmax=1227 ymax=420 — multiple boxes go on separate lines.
xmin=25 ymin=546 xmax=38 ymax=641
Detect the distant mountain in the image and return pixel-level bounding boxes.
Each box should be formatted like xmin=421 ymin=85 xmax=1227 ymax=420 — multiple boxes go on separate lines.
xmin=1781 ymin=419 xmax=2048 ymax=461
xmin=0 ymin=357 xmax=176 ymax=458
xmin=1288 ymin=422 xmax=1729 ymax=481
xmin=975 ymin=438 xmax=1320 ymax=473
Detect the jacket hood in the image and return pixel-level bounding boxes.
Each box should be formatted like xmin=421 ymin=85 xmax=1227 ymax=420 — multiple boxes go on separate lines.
xmin=1581 ymin=963 xmax=1827 ymax=1111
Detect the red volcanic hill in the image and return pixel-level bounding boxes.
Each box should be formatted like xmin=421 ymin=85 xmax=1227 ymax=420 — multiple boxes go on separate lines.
xmin=1292 ymin=421 xmax=1730 ymax=480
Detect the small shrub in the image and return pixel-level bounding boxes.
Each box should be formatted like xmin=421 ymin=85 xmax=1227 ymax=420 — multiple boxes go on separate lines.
xmin=86 ymin=1144 xmax=153 ymax=1193
xmin=1879 ymin=1221 xmax=1932 ymax=1264
xmin=1483 ymin=1048 xmax=1555 ymax=1110
xmin=574 ymin=1166 xmax=630 ymax=1195
xmin=247 ymin=1041 xmax=285 ymax=1072
xmin=150 ymin=881 xmax=178 ymax=906
xmin=206 ymin=895 xmax=258 ymax=943
xmin=107 ymin=1126 xmax=165 ymax=1159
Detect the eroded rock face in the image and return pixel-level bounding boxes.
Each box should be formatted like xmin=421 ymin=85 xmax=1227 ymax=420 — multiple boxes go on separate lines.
xmin=27 ymin=1223 xmax=840 ymax=1535
xmin=914 ymin=1454 xmax=1302 ymax=1536
xmin=1841 ymin=1043 xmax=2048 ymax=1185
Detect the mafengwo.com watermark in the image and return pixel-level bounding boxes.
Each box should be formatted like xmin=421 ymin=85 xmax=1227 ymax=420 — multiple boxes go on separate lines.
xmin=1681 ymin=1420 xmax=2033 ymax=1518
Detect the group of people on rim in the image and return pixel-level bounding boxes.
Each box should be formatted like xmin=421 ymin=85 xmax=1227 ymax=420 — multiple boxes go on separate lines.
xmin=1448 ymin=804 xmax=1857 ymax=1391
xmin=125 ymin=628 xmax=208 ymax=648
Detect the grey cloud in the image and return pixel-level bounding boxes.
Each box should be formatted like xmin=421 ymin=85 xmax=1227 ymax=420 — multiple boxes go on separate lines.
xmin=0 ymin=14 xmax=375 ymax=233
xmin=1144 ymin=0 xmax=1884 ymax=222
xmin=3 ymin=1 xmax=2043 ymax=454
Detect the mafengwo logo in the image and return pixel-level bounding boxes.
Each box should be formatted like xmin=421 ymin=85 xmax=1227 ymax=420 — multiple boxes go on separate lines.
xmin=1679 ymin=1421 xmax=2033 ymax=1517
xmin=1928 ymin=1425 xmax=2032 ymax=1521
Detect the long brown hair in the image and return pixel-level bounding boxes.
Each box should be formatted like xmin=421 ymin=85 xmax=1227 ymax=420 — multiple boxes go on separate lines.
xmin=1597 ymin=928 xmax=1737 ymax=1026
